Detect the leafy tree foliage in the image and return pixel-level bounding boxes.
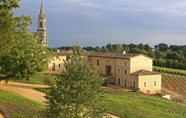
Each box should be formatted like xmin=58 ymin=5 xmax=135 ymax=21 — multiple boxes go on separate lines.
xmin=44 ymin=44 xmax=107 ymax=118
xmin=158 ymin=43 xmax=168 ymax=51
xmin=0 ymin=0 xmax=20 ymax=57
xmin=0 ymin=1 xmax=53 ymax=81
xmin=95 ymin=46 xmax=101 ymax=52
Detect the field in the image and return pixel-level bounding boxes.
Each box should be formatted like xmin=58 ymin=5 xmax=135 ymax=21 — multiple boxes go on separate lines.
xmin=161 ymin=73 xmax=186 ymax=95
xmin=1 ymin=73 xmax=186 ymax=118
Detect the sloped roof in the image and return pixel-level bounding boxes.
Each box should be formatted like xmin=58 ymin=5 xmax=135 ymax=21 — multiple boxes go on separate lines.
xmin=55 ymin=51 xmax=73 ymax=56
xmin=87 ymin=52 xmax=142 ymax=59
xmin=130 ymin=69 xmax=161 ymax=76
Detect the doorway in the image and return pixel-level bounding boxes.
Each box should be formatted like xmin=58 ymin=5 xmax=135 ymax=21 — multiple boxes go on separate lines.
xmin=146 ymin=90 xmax=150 ymax=95
xmin=52 ymin=63 xmax=55 ymax=70
xmin=106 ymin=65 xmax=111 ymax=75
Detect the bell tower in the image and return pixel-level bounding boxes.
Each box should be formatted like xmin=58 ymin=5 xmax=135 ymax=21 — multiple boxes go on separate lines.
xmin=37 ymin=1 xmax=47 ymax=46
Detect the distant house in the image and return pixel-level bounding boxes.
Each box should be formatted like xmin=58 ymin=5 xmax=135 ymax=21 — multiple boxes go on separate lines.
xmin=87 ymin=52 xmax=161 ymax=94
xmin=46 ymin=51 xmax=72 ymax=74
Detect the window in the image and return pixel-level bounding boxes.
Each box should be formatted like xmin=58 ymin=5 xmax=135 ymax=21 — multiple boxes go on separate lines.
xmin=124 ymin=70 xmax=127 ymax=75
xmin=154 ymin=81 xmax=157 ymax=86
xmin=133 ymin=81 xmax=136 ymax=86
xmin=40 ymin=22 xmax=43 ymax=27
xmin=118 ymin=78 xmax=120 ymax=85
xmin=39 ymin=33 xmax=42 ymax=39
xmin=118 ymin=69 xmax=120 ymax=73
xmin=97 ymin=60 xmax=99 ymax=66
xmin=144 ymin=82 xmax=146 ymax=87
xmin=125 ymin=62 xmax=126 ymax=65
xmin=124 ymin=79 xmax=126 ymax=87
xmin=108 ymin=60 xmax=109 ymax=63
xmin=59 ymin=64 xmax=61 ymax=68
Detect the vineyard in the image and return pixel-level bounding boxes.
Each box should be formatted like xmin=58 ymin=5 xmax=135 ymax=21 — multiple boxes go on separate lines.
xmin=162 ymin=73 xmax=186 ymax=94
xmin=153 ymin=66 xmax=186 ymax=75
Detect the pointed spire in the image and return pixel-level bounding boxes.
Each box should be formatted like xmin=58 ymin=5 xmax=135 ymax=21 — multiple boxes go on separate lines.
xmin=39 ymin=0 xmax=45 ymax=18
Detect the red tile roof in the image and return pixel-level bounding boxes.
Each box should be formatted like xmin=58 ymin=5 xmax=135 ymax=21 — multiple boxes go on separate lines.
xmin=131 ymin=69 xmax=161 ymax=76
xmin=87 ymin=52 xmax=141 ymax=59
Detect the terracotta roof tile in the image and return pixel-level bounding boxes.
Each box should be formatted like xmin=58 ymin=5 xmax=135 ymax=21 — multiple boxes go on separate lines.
xmin=87 ymin=52 xmax=140 ymax=59
xmin=55 ymin=51 xmax=73 ymax=56
xmin=131 ymin=69 xmax=161 ymax=76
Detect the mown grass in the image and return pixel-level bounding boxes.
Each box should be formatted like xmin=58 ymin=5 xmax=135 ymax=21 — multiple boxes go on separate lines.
xmin=11 ymin=73 xmax=56 ymax=85
xmin=103 ymin=91 xmax=186 ymax=118
xmin=35 ymin=87 xmax=186 ymax=118
xmin=0 ymin=89 xmax=45 ymax=118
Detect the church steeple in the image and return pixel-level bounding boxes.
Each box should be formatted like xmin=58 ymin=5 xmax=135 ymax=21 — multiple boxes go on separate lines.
xmin=39 ymin=1 xmax=45 ymax=18
xmin=37 ymin=0 xmax=47 ymax=46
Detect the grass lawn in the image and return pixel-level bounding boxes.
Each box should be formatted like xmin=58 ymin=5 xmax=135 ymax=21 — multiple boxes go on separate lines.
xmin=0 ymin=89 xmax=45 ymax=118
xmin=35 ymin=86 xmax=186 ymax=118
xmin=103 ymin=91 xmax=186 ymax=118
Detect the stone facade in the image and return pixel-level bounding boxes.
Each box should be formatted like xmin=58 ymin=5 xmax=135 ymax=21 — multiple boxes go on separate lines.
xmin=87 ymin=52 xmax=161 ymax=94
xmin=47 ymin=52 xmax=161 ymax=94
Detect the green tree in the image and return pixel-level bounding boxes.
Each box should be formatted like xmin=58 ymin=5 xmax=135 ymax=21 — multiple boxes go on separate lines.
xmin=106 ymin=43 xmax=113 ymax=52
xmin=0 ymin=8 xmax=53 ymax=81
xmin=0 ymin=0 xmax=20 ymax=57
xmin=138 ymin=43 xmax=144 ymax=50
xmin=158 ymin=43 xmax=168 ymax=51
xmin=95 ymin=46 xmax=101 ymax=52
xmin=112 ymin=44 xmax=123 ymax=53
xmin=44 ymin=44 xmax=107 ymax=118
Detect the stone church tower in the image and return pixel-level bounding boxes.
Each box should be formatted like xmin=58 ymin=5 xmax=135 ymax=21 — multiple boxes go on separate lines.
xmin=37 ymin=1 xmax=47 ymax=46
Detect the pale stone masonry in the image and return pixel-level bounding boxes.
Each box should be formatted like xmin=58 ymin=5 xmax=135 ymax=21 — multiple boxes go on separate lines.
xmin=87 ymin=52 xmax=161 ymax=94
xmin=47 ymin=52 xmax=161 ymax=94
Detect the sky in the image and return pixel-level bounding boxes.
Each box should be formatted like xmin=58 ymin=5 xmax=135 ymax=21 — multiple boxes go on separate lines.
xmin=14 ymin=0 xmax=186 ymax=48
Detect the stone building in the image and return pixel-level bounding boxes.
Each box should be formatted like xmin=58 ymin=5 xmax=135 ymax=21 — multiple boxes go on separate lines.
xmin=87 ymin=52 xmax=161 ymax=94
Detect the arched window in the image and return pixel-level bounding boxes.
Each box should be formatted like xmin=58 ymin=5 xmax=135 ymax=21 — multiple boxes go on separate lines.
xmin=40 ymin=22 xmax=43 ymax=27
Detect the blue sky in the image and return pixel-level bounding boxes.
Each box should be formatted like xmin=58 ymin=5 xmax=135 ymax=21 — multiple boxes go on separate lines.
xmin=14 ymin=0 xmax=186 ymax=48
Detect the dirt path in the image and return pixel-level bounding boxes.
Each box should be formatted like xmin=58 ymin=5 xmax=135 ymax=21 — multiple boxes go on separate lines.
xmin=0 ymin=81 xmax=48 ymax=103
xmin=0 ymin=81 xmax=119 ymax=118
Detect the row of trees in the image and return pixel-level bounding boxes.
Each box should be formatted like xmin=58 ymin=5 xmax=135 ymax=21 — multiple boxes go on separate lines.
xmin=57 ymin=43 xmax=186 ymax=70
